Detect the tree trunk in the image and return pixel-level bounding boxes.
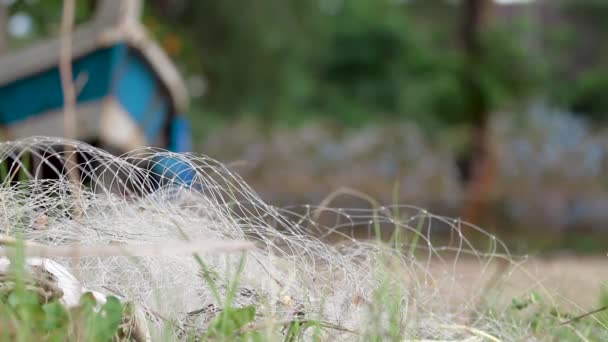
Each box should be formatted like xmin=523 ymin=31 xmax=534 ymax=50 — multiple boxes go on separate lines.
xmin=460 ymin=0 xmax=496 ymax=225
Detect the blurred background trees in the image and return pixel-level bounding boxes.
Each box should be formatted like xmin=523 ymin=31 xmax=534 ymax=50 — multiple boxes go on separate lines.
xmin=141 ymin=0 xmax=537 ymax=128
xmin=4 ymin=0 xmax=597 ymax=129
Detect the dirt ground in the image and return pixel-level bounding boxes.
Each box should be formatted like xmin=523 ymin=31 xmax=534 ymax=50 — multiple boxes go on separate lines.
xmin=511 ymin=255 xmax=607 ymax=309
xmin=432 ymin=255 xmax=608 ymax=310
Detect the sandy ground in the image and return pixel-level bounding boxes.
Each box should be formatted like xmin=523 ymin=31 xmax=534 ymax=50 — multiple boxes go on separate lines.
xmin=511 ymin=256 xmax=607 ymax=308
xmin=430 ymin=255 xmax=608 ymax=311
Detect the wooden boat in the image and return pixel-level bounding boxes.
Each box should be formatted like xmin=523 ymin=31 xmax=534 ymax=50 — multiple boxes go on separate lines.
xmin=0 ymin=0 xmax=195 ymax=186
xmin=0 ymin=0 xmax=191 ymax=153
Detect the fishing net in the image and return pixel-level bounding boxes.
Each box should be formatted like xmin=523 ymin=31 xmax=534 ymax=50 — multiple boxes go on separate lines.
xmin=0 ymin=136 xmax=543 ymax=340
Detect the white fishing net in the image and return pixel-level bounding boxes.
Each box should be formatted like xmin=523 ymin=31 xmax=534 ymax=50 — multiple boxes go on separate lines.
xmin=0 ymin=136 xmax=539 ymax=340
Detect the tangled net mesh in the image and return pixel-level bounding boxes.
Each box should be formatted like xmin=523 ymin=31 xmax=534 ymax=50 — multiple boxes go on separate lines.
xmin=0 ymin=136 xmax=537 ymax=340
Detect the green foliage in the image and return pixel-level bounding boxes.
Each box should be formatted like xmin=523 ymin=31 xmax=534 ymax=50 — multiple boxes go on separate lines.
xmin=544 ymin=0 xmax=608 ymax=121
xmin=203 ymin=305 xmax=261 ymax=340
xmin=564 ymin=70 xmax=608 ymax=121
xmin=0 ymin=286 xmax=127 ymax=341
xmin=510 ymin=291 xmax=541 ymax=311
xmin=143 ymin=0 xmax=535 ymax=129
xmin=41 ymin=301 xmax=69 ymax=333
xmin=6 ymin=0 xmax=94 ymax=47
xmin=78 ymin=294 xmax=125 ymax=342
